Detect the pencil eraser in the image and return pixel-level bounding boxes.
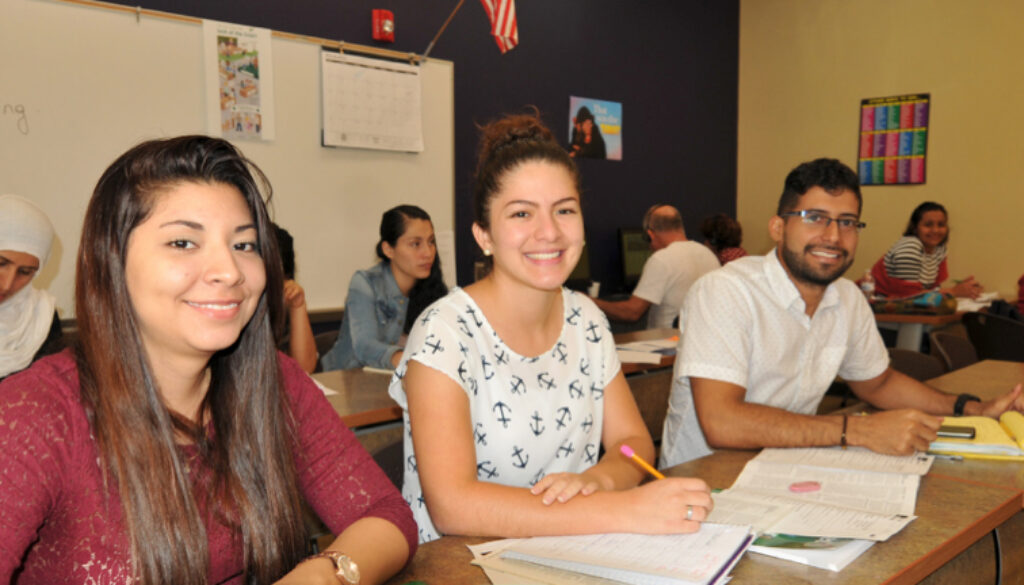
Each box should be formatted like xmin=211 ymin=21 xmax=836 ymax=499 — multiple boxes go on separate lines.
xmin=620 ymin=444 xmax=635 ymax=458
xmin=789 ymin=481 xmax=821 ymax=493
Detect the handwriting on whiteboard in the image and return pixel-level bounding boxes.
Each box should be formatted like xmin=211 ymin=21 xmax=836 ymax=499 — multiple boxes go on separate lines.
xmin=2 ymin=104 xmax=29 ymax=135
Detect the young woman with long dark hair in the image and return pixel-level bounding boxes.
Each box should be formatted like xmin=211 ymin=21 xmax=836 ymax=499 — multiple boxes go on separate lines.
xmin=322 ymin=205 xmax=447 ymax=370
xmin=0 ymin=136 xmax=415 ymax=584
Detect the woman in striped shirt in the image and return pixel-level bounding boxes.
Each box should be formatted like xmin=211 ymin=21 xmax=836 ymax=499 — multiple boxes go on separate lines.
xmin=870 ymin=201 xmax=982 ymax=298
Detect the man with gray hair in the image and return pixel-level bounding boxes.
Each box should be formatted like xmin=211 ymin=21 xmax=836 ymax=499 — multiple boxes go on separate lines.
xmin=593 ymin=204 xmax=720 ymax=329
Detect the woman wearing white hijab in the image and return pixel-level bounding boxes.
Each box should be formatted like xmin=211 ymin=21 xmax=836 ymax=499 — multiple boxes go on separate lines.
xmin=0 ymin=195 xmax=62 ymax=380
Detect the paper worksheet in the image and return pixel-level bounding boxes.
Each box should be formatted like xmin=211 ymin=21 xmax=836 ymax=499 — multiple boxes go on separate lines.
xmin=753 ymin=447 xmax=934 ymax=475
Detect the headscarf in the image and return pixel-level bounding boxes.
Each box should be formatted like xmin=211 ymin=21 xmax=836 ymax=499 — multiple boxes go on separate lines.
xmin=0 ymin=194 xmax=57 ymax=378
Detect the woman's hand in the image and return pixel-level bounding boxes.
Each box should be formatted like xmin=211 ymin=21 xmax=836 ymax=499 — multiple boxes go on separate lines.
xmin=950 ymin=276 xmax=983 ymax=299
xmin=620 ymin=477 xmax=714 ymax=534
xmin=530 ymin=471 xmax=608 ymax=505
xmin=283 ymin=279 xmax=307 ymax=310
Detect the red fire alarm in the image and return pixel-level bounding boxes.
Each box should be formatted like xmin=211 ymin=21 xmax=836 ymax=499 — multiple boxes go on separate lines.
xmin=372 ymin=9 xmax=395 ymax=42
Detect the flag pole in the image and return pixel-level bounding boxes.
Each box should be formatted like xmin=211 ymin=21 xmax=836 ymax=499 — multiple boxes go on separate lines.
xmin=423 ymin=0 xmax=466 ymax=58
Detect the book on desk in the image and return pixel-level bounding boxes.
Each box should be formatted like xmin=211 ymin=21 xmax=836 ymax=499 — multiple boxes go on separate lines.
xmin=929 ymin=412 xmax=1024 ymax=460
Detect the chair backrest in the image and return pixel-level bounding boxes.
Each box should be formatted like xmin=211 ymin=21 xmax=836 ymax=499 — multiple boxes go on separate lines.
xmin=929 ymin=331 xmax=979 ymax=372
xmin=962 ymin=311 xmax=1024 ymax=362
xmin=313 ymin=330 xmax=340 ymax=373
xmin=888 ymin=348 xmax=947 ymax=381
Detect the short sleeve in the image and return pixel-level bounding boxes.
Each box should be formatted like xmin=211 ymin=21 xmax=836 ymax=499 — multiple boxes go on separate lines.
xmin=676 ymin=271 xmax=753 ymax=388
xmin=837 ymin=293 xmax=890 ymax=382
xmin=631 ymin=253 xmax=668 ymax=304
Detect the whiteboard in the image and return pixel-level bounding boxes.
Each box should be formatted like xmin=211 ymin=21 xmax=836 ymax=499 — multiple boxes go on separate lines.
xmin=0 ymin=0 xmax=455 ymax=318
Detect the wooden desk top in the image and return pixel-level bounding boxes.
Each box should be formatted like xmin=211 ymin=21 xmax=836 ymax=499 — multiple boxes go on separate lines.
xmin=614 ymin=327 xmax=677 ymax=375
xmin=873 ymin=312 xmax=962 ymax=326
xmin=384 ymin=448 xmax=1021 ymax=585
xmin=312 ymin=368 xmax=401 ymax=428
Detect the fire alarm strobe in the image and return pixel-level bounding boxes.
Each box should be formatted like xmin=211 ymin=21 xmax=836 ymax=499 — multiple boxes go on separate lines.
xmin=373 ymin=9 xmax=395 ymax=42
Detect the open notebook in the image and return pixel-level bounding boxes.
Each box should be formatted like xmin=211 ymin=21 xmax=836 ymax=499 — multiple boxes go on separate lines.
xmin=929 ymin=412 xmax=1024 ymax=460
xmin=474 ymin=524 xmax=753 ymax=585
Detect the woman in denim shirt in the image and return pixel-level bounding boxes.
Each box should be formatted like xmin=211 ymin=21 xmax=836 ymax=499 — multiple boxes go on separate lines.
xmin=322 ymin=205 xmax=447 ymax=370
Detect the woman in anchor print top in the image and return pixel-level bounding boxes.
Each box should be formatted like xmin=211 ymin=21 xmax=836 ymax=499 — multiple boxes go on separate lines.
xmin=388 ymin=110 xmax=712 ymax=543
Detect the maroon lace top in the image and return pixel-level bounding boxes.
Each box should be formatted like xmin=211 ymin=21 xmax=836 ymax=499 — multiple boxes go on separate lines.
xmin=0 ymin=350 xmax=416 ymax=583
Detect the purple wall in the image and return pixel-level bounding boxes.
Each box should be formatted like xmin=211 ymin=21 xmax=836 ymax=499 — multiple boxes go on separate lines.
xmin=107 ymin=0 xmax=739 ymax=291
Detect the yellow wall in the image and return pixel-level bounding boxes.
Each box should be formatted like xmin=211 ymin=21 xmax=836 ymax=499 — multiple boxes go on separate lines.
xmin=738 ymin=0 xmax=1024 ymax=298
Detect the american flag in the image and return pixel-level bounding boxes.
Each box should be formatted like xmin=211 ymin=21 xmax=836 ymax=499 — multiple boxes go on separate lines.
xmin=479 ymin=0 xmax=518 ymax=53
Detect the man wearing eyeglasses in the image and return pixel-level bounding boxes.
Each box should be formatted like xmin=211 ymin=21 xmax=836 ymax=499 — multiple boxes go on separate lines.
xmin=592 ymin=204 xmax=720 ymax=329
xmin=659 ymin=157 xmax=1024 ymax=467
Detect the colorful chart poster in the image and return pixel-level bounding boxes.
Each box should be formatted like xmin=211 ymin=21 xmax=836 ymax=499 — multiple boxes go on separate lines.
xmin=203 ymin=20 xmax=275 ymax=141
xmin=858 ymin=93 xmax=928 ymax=185
xmin=568 ymin=96 xmax=622 ymax=160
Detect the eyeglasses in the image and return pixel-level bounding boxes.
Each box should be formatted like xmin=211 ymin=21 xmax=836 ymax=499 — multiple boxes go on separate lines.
xmin=780 ymin=210 xmax=866 ymax=232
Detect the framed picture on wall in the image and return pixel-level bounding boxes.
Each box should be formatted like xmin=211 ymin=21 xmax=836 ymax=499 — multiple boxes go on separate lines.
xmin=857 ymin=93 xmax=929 ymax=185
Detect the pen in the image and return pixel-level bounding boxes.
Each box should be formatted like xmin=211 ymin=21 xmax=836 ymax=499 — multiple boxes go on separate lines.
xmin=928 ymin=452 xmax=964 ymax=462
xmin=620 ymin=444 xmax=665 ymax=479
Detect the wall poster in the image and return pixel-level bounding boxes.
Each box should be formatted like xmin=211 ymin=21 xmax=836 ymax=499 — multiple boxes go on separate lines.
xmin=203 ymin=20 xmax=275 ymax=141
xmin=858 ymin=93 xmax=929 ymax=185
xmin=568 ymin=96 xmax=622 ymax=161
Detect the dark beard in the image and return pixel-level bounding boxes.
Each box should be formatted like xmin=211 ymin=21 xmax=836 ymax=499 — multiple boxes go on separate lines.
xmin=779 ymin=244 xmax=853 ymax=287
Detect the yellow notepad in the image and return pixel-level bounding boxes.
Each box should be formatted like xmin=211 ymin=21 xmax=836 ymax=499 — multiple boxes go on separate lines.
xmin=929 ymin=412 xmax=1024 ymax=460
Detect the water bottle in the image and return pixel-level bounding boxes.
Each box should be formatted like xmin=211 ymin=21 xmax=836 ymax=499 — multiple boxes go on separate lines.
xmin=860 ymin=270 xmax=875 ymax=299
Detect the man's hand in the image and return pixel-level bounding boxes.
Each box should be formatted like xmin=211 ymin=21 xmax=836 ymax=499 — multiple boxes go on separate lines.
xmin=966 ymin=384 xmax=1024 ymax=418
xmin=848 ymin=410 xmax=943 ymax=455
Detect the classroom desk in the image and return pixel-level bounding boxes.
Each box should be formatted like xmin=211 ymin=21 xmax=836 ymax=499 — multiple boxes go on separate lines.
xmin=312 ymin=368 xmax=400 ymax=428
xmin=614 ymin=328 xmax=677 ymax=441
xmin=615 ymin=327 xmax=677 ymax=375
xmin=383 ymin=448 xmax=1023 ymax=585
xmin=874 ymin=312 xmax=962 ymax=351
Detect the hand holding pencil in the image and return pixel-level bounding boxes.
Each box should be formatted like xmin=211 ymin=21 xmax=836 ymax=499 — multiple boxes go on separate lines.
xmin=620 ymin=444 xmax=714 ymax=528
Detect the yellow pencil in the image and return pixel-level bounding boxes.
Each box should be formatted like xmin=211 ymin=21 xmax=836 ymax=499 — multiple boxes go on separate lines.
xmin=620 ymin=444 xmax=665 ymax=480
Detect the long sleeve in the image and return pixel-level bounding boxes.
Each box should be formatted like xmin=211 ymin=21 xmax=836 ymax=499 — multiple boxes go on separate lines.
xmin=281 ymin=356 xmax=418 ymax=555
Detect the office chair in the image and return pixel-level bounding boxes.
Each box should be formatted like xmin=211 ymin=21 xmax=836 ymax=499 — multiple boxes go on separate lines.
xmin=962 ymin=312 xmax=1024 ymax=362
xmin=887 ymin=348 xmax=947 ymax=382
xmin=929 ymin=331 xmax=978 ymax=372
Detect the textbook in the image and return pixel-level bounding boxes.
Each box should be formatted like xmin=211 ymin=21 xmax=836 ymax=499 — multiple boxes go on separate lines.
xmin=474 ymin=524 xmax=754 ymax=585
xmin=929 ymin=412 xmax=1024 ymax=460
xmin=748 ymin=533 xmax=873 ymax=572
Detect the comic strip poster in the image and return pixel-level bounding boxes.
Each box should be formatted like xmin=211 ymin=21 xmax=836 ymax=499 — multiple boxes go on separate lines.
xmin=203 ymin=20 xmax=275 ymax=140
xmin=568 ymin=96 xmax=622 ymax=161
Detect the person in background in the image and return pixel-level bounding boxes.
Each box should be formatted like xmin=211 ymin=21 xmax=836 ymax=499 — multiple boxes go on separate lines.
xmin=0 ymin=136 xmax=415 ymax=584
xmin=321 ymin=205 xmax=447 ymax=371
xmin=0 ymin=194 xmax=63 ymax=381
xmin=700 ymin=213 xmax=748 ymax=265
xmin=272 ymin=223 xmax=317 ymax=373
xmin=660 ymin=158 xmax=1024 ymax=468
xmin=870 ymin=201 xmax=982 ymax=298
xmin=390 ymin=111 xmax=711 ymax=544
xmin=1017 ymin=273 xmax=1024 ymax=314
xmin=592 ymin=204 xmax=720 ymax=329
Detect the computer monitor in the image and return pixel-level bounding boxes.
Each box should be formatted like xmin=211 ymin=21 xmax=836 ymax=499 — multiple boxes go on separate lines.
xmin=618 ymin=228 xmax=652 ymax=290
xmin=564 ymin=241 xmax=591 ymax=292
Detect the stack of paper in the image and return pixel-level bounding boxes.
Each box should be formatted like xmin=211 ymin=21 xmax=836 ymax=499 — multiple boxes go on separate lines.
xmin=707 ymin=447 xmax=932 ymax=571
xmin=615 ymin=338 xmax=677 ymax=365
xmin=472 ymin=523 xmax=753 ymax=585
xmin=929 ymin=413 xmax=1024 ymax=459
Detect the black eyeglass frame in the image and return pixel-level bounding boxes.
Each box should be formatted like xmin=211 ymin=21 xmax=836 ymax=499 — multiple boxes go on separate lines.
xmin=779 ymin=210 xmax=866 ymax=231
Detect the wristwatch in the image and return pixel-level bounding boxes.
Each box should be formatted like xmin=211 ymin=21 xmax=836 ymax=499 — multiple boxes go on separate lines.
xmin=309 ymin=550 xmax=360 ymax=584
xmin=953 ymin=393 xmax=981 ymax=416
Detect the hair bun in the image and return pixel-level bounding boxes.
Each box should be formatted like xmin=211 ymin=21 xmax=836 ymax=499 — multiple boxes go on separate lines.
xmin=477 ymin=110 xmax=556 ymax=164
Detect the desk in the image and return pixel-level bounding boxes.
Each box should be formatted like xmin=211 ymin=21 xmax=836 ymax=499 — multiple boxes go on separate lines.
xmin=875 ymin=312 xmax=962 ymax=351
xmin=383 ymin=448 xmax=1023 ymax=585
xmin=312 ymin=368 xmax=400 ymax=428
xmin=614 ymin=327 xmax=677 ymax=375
xmin=614 ymin=328 xmax=676 ymax=441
